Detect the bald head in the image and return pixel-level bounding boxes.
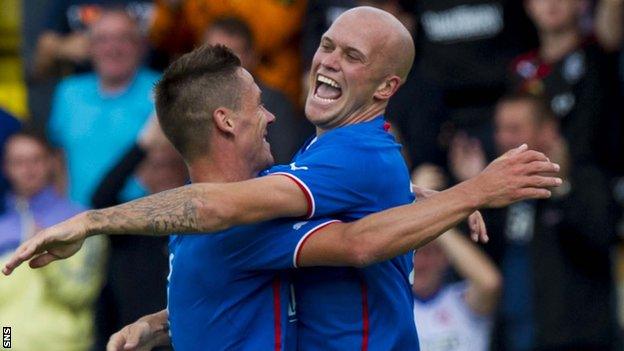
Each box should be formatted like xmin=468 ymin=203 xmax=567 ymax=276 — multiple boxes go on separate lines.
xmin=335 ymin=6 xmax=414 ymax=81
xmin=304 ymin=6 xmax=415 ymax=129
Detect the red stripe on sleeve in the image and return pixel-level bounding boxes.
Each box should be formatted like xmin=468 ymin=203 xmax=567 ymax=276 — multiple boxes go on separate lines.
xmin=271 ymin=173 xmax=314 ymax=219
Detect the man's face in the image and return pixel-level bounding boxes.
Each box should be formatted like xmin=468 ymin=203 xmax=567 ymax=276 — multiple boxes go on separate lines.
xmin=412 ymin=243 xmax=448 ymax=293
xmin=305 ymin=14 xmax=388 ymax=128
xmin=90 ymin=13 xmax=142 ymax=84
xmin=494 ymin=101 xmax=541 ymax=154
xmin=3 ymin=136 xmax=53 ymax=198
xmin=526 ymin=0 xmax=582 ymax=33
xmin=137 ymin=144 xmax=188 ymax=194
xmin=204 ymin=29 xmax=256 ymax=71
xmin=233 ymin=68 xmax=276 ymax=172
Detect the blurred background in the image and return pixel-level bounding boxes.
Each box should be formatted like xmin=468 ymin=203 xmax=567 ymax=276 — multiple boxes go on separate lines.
xmin=0 ymin=0 xmax=622 ymax=350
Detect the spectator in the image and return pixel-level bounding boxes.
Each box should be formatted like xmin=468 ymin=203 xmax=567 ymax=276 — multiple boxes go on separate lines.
xmin=509 ymin=0 xmax=624 ymax=173
xmin=412 ymin=229 xmax=501 ymax=351
xmin=0 ymin=108 xmax=21 ymax=214
xmin=388 ymin=0 xmax=538 ymax=170
xmin=149 ymin=0 xmax=306 ymax=102
xmin=0 ymin=130 xmax=106 ymax=351
xmin=203 ymin=17 xmax=313 ymax=164
xmin=450 ymin=93 xmax=619 ymax=351
xmin=411 ymin=160 xmax=501 ymax=351
xmin=90 ymin=118 xmax=185 ymax=350
xmin=0 ymin=0 xmax=28 ymax=119
xmin=33 ymin=0 xmax=154 ymax=81
xmin=47 ymin=8 xmax=159 ymax=207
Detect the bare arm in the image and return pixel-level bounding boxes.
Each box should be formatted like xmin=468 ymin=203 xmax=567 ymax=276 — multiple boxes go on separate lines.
xmin=298 ymin=146 xmax=561 ymax=268
xmin=595 ymin=0 xmax=624 ymax=51
xmin=107 ymin=309 xmax=171 ymax=351
xmin=436 ymin=230 xmax=501 ymax=316
xmin=2 ymin=175 xmax=307 ymax=274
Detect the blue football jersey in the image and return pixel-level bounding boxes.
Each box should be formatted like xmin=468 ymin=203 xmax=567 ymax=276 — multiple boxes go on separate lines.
xmin=266 ymin=116 xmax=419 ymax=350
xmin=167 ymin=218 xmax=339 ymax=351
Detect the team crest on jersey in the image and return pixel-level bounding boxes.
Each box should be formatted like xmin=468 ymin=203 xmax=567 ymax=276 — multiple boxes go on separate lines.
xmin=290 ymin=162 xmax=309 ymax=171
xmin=293 ymin=221 xmax=308 ymax=230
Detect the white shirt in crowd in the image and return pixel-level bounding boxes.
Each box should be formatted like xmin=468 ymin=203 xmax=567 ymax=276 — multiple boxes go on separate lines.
xmin=413 ymin=282 xmax=492 ymax=351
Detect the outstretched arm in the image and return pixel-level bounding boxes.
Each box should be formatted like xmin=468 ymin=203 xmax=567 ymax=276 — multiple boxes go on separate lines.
xmin=3 ymin=175 xmax=307 ymax=274
xmin=297 ymin=145 xmax=560 ymax=268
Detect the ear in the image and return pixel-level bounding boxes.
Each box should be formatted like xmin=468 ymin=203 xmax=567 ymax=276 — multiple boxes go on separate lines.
xmin=212 ymin=107 xmax=236 ymax=135
xmin=373 ymin=75 xmax=401 ymax=101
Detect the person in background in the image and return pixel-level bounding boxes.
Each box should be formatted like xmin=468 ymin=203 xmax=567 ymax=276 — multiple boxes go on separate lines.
xmin=90 ymin=118 xmax=186 ymax=350
xmin=47 ymin=8 xmax=159 ymax=207
xmin=0 ymin=108 xmax=21 ymax=215
xmin=412 ymin=229 xmax=501 ymax=351
xmin=411 ymin=155 xmax=501 ymax=351
xmin=33 ymin=0 xmax=154 ymax=81
xmin=149 ymin=0 xmax=306 ymax=102
xmin=203 ymin=17 xmax=312 ymax=164
xmin=0 ymin=129 xmax=106 ymax=351
xmin=450 ymin=92 xmax=619 ymax=351
xmin=509 ymin=0 xmax=623 ymax=174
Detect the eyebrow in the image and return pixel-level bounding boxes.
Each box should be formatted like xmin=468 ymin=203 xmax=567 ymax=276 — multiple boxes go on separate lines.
xmin=321 ymin=36 xmax=367 ymax=61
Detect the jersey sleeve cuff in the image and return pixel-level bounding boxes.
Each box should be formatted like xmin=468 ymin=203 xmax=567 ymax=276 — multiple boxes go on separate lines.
xmin=270 ymin=172 xmax=316 ymax=219
xmin=293 ymin=220 xmax=342 ymax=268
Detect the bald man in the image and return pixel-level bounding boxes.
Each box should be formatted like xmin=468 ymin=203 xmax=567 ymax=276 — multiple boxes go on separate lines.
xmin=4 ymin=7 xmax=559 ymax=351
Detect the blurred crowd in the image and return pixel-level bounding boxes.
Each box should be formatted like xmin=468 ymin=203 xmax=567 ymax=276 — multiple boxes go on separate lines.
xmin=0 ymin=0 xmax=623 ymax=350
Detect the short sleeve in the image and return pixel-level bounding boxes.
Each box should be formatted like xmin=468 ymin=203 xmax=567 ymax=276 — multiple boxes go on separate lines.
xmin=225 ymin=218 xmax=340 ymax=272
xmin=265 ymin=143 xmax=381 ymax=219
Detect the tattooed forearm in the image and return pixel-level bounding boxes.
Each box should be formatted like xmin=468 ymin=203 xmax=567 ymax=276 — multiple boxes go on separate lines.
xmin=86 ymin=185 xmax=216 ymax=236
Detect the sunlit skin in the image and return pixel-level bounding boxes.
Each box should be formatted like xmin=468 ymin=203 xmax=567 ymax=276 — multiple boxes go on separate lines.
xmin=304 ymin=7 xmax=415 ymax=133
xmin=3 ymin=136 xmax=54 ymax=199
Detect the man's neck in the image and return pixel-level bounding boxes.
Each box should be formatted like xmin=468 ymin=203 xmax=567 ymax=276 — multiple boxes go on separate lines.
xmin=539 ymin=28 xmax=581 ymax=63
xmin=189 ymin=156 xmax=257 ymax=184
xmin=317 ymin=103 xmax=386 ymax=136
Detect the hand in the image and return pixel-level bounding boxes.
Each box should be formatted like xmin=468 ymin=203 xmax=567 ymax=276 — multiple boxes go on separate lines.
xmin=107 ymin=321 xmax=158 ymax=351
xmin=2 ymin=212 xmax=89 ymax=275
xmin=466 ymin=144 xmax=562 ymax=208
xmin=57 ymin=32 xmax=90 ymax=63
xmin=413 ymin=180 xmax=488 ymax=243
xmin=449 ymin=132 xmax=487 ymax=182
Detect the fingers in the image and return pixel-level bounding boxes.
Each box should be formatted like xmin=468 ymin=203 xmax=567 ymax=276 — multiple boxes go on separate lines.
xmin=29 ymin=252 xmax=62 ymax=269
xmin=2 ymin=239 xmax=40 ymax=275
xmin=500 ymin=143 xmax=527 ymax=159
xmin=515 ymin=149 xmax=549 ymax=164
xmin=525 ymin=175 xmax=563 ymax=188
xmin=106 ymin=332 xmax=127 ymax=351
xmin=517 ymin=187 xmax=552 ymax=200
xmin=524 ymin=161 xmax=560 ymax=175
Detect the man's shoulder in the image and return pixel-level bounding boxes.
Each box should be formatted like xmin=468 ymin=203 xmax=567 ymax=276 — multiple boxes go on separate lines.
xmin=57 ymin=72 xmax=98 ymax=92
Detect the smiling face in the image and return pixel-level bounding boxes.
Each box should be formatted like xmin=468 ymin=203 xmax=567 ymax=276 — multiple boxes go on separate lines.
xmin=233 ymin=68 xmax=276 ymax=172
xmin=90 ymin=11 xmax=143 ymax=86
xmin=304 ymin=7 xmax=414 ymax=130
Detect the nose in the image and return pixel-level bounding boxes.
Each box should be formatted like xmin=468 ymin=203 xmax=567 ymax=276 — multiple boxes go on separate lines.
xmin=320 ymin=50 xmax=340 ymax=72
xmin=264 ymin=107 xmax=276 ymax=125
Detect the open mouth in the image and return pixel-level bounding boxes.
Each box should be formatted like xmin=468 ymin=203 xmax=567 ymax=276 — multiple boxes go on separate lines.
xmin=314 ymin=74 xmax=342 ymax=102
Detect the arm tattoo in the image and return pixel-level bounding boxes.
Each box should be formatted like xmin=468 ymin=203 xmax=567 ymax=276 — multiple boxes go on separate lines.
xmin=87 ymin=185 xmax=205 ymax=236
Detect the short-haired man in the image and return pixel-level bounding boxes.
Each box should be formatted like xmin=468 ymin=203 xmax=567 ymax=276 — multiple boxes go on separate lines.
xmin=6 ymin=7 xmax=561 ymax=351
